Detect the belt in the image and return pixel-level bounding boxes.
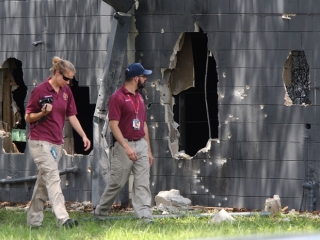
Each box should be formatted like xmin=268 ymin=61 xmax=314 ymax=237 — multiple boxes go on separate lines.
xmin=127 ymin=139 xmax=141 ymax=142
xmin=114 ymin=138 xmax=141 ymax=143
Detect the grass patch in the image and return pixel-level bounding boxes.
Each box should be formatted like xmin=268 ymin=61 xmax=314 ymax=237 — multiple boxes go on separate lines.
xmin=1 ymin=208 xmax=320 ymax=240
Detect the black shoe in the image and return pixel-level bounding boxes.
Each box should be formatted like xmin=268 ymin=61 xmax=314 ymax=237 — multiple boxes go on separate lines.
xmin=62 ymin=219 xmax=78 ymax=228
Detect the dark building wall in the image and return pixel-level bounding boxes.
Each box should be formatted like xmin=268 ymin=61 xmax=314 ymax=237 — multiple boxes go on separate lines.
xmin=1 ymin=0 xmax=320 ymax=212
xmin=134 ymin=0 xmax=320 ymax=210
xmin=0 ymin=0 xmax=111 ymax=202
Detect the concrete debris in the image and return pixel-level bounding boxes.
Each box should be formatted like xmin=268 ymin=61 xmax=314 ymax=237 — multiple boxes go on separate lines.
xmin=155 ymin=189 xmax=192 ymax=214
xmin=157 ymin=203 xmax=180 ymax=214
xmin=134 ymin=0 xmax=139 ymax=10
xmin=74 ymin=206 xmax=85 ymax=211
xmin=82 ymin=201 xmax=91 ymax=207
xmin=288 ymin=209 xmax=297 ymax=214
xmin=264 ymin=194 xmax=281 ymax=214
xmin=173 ymin=151 xmax=192 ymax=160
xmin=71 ymin=203 xmax=81 ymax=208
xmin=195 ymin=140 xmax=213 ymax=154
xmin=208 ymin=209 xmax=235 ymax=224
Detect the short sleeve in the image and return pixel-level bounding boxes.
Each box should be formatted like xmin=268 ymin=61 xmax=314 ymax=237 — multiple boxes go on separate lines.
xmin=108 ymin=95 xmax=123 ymax=121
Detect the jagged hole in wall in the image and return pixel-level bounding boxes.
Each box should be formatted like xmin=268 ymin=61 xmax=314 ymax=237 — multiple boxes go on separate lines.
xmin=171 ymin=31 xmax=219 ymax=156
xmin=68 ymin=80 xmax=95 ymax=155
xmin=283 ymin=50 xmax=311 ymax=106
xmin=0 ymin=58 xmax=27 ymax=153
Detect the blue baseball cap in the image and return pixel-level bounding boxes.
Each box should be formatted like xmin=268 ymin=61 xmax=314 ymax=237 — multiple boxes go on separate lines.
xmin=125 ymin=63 xmax=152 ymax=78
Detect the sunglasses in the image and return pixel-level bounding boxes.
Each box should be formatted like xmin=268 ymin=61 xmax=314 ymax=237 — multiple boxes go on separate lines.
xmin=62 ymin=74 xmax=74 ymax=81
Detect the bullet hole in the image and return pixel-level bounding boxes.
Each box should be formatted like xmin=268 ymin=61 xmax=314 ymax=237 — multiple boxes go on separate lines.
xmin=227 ymin=132 xmax=232 ymax=139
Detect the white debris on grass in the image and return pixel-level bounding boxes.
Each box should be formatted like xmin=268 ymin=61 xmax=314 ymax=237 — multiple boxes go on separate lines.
xmin=208 ymin=209 xmax=235 ymax=224
xmin=155 ymin=189 xmax=192 ymax=214
xmin=264 ymin=194 xmax=281 ymax=215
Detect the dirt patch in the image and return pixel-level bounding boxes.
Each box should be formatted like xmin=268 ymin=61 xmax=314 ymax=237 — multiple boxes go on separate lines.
xmin=0 ymin=201 xmax=305 ymax=215
xmin=0 ymin=201 xmax=133 ymax=214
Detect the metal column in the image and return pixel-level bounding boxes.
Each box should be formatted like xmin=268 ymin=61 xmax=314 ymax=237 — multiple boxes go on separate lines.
xmin=92 ymin=1 xmax=133 ymax=207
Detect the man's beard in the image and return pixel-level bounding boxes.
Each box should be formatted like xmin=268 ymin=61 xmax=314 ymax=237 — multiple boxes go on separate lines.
xmin=138 ymin=79 xmax=145 ymax=89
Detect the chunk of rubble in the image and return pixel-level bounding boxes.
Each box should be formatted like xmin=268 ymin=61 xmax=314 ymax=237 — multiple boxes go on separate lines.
xmin=264 ymin=194 xmax=281 ymax=214
xmin=173 ymin=151 xmax=192 ymax=160
xmin=82 ymin=201 xmax=91 ymax=207
xmin=155 ymin=189 xmax=192 ymax=214
xmin=157 ymin=203 xmax=180 ymax=214
xmin=71 ymin=203 xmax=81 ymax=208
xmin=208 ymin=209 xmax=235 ymax=224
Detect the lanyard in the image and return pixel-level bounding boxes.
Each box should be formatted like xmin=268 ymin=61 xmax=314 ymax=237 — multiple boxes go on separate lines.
xmin=127 ymin=94 xmax=140 ymax=117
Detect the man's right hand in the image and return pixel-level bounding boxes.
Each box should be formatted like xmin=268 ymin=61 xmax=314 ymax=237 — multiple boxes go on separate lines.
xmin=125 ymin=145 xmax=138 ymax=161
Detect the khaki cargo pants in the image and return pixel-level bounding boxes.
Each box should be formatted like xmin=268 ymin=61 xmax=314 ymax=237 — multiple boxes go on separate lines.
xmin=27 ymin=140 xmax=69 ymax=227
xmin=95 ymin=138 xmax=153 ymax=219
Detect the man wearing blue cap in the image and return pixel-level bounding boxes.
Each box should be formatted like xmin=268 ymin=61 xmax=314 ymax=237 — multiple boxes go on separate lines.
xmin=95 ymin=63 xmax=154 ymax=223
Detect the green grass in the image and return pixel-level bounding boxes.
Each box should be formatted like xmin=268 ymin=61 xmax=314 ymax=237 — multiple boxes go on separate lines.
xmin=1 ymin=208 xmax=320 ymax=240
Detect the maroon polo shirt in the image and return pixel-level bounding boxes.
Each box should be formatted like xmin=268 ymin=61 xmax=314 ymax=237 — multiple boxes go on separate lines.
xmin=26 ymin=78 xmax=77 ymax=144
xmin=108 ymin=85 xmax=146 ymax=140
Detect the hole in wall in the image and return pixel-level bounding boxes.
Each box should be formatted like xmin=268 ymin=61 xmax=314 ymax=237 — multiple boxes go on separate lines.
xmin=69 ymin=79 xmax=95 ymax=155
xmin=170 ymin=31 xmax=219 ymax=156
xmin=283 ymin=50 xmax=311 ymax=106
xmin=0 ymin=58 xmax=28 ymax=153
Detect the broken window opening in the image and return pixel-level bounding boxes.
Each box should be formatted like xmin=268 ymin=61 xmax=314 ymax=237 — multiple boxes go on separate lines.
xmin=67 ymin=79 xmax=95 ymax=155
xmin=0 ymin=58 xmax=27 ymax=153
xmin=283 ymin=50 xmax=311 ymax=106
xmin=171 ymin=31 xmax=219 ymax=157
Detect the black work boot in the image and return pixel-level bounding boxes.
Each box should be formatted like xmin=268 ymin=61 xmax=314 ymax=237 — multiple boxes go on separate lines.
xmin=62 ymin=219 xmax=79 ymax=228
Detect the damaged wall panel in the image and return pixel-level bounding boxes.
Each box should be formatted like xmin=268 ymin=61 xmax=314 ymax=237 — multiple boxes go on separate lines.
xmin=134 ymin=1 xmax=320 ymax=211
xmin=1 ymin=0 xmax=320 ymax=212
xmin=283 ymin=50 xmax=311 ymax=106
xmin=0 ymin=58 xmax=28 ymax=153
xmin=169 ymin=33 xmax=194 ymax=95
xmin=0 ymin=0 xmax=109 ymax=203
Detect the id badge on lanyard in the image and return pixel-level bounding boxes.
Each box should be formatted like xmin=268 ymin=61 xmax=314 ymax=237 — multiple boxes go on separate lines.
xmin=133 ymin=118 xmax=140 ymax=130
xmin=128 ymin=94 xmax=141 ymax=130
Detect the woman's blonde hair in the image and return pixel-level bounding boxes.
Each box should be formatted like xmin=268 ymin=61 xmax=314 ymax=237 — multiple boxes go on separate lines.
xmin=49 ymin=56 xmax=76 ymax=75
